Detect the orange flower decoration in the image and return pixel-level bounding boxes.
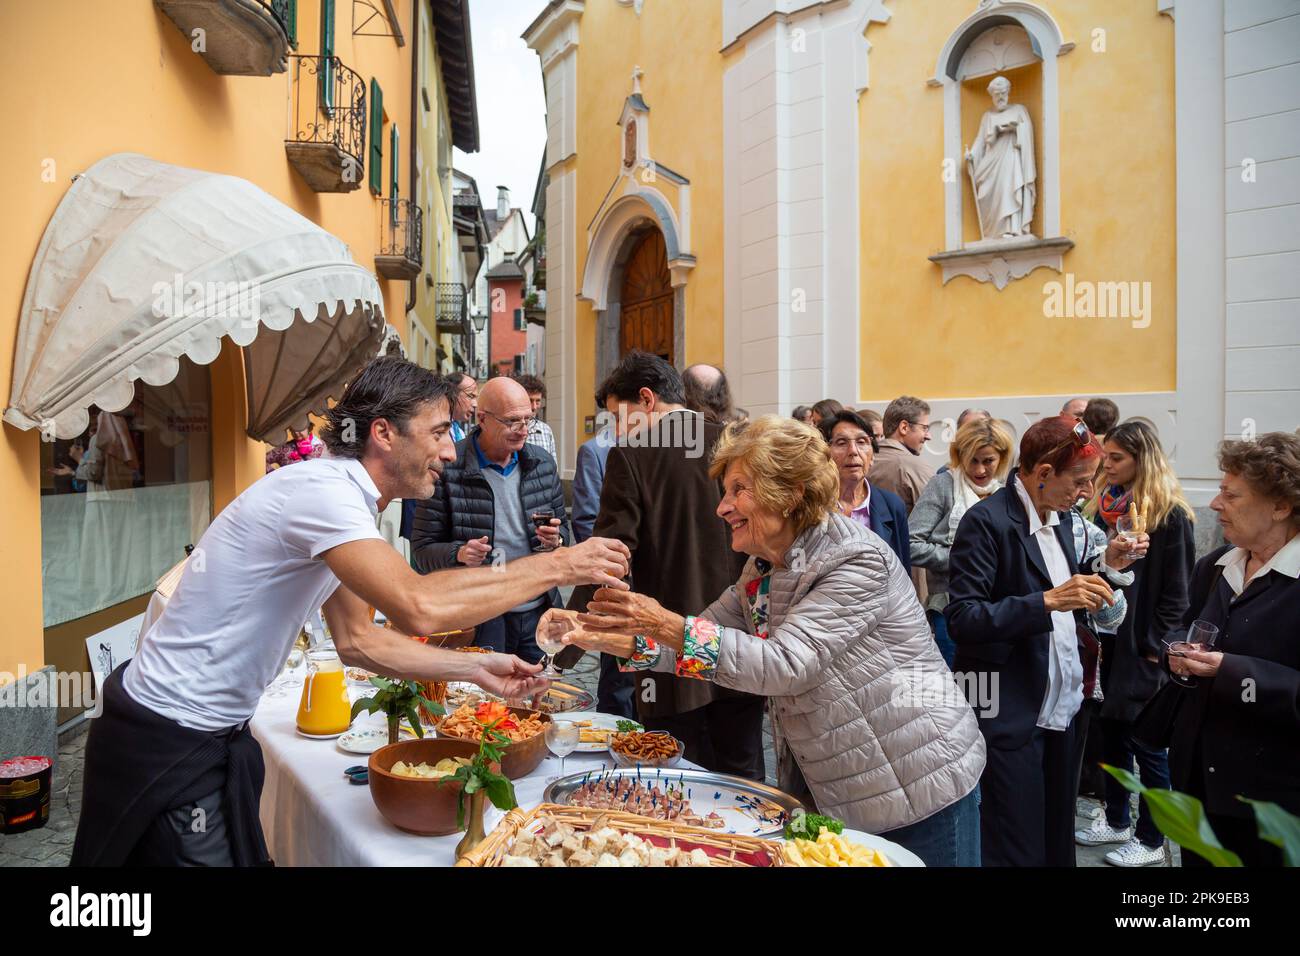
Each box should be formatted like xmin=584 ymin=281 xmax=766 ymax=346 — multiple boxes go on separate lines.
xmin=475 ymin=701 xmax=517 ymax=730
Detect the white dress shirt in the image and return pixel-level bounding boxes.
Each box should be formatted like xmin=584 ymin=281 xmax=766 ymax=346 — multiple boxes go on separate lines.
xmin=1014 ymin=478 xmax=1083 ymax=731
xmin=1215 ymin=532 xmax=1300 ymax=598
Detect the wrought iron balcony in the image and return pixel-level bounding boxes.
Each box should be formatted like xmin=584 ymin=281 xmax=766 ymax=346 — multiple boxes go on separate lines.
xmin=375 ymin=200 xmax=423 ymax=280
xmin=154 ymin=0 xmax=289 ymax=75
xmin=284 ymin=54 xmax=366 ymax=193
xmin=435 ymin=283 xmax=469 ymax=335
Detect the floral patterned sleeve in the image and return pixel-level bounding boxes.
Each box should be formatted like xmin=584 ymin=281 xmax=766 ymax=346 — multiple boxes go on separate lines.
xmin=616 ymin=634 xmax=664 ymax=673
xmin=674 ymin=617 xmax=722 ymax=681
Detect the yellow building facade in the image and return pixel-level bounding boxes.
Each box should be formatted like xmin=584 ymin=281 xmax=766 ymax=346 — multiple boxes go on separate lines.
xmin=527 ymin=0 xmax=1299 ymax=512
xmin=0 ymin=0 xmax=478 ymax=706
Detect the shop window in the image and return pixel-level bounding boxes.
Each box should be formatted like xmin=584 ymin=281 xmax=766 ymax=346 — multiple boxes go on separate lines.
xmin=39 ymin=358 xmax=213 ymax=628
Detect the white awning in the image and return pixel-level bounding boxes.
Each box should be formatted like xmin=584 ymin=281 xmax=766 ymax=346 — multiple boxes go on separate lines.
xmin=5 ymin=152 xmax=385 ymax=441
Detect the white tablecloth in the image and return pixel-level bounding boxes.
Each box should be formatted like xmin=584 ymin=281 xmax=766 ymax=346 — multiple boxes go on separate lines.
xmin=250 ymin=688 xmax=700 ymax=866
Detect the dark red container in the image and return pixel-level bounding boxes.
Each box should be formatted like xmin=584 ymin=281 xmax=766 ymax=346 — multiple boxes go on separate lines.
xmin=0 ymin=756 xmax=53 ymax=834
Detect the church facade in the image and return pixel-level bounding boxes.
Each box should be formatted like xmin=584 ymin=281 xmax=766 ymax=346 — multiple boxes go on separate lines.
xmin=525 ymin=0 xmax=1299 ymax=509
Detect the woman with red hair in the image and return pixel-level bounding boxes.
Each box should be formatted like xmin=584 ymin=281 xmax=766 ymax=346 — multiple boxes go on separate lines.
xmin=946 ymin=415 xmax=1147 ymax=866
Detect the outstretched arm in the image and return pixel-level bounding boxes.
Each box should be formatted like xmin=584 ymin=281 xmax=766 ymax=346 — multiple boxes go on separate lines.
xmin=322 ymin=536 xmax=630 ymax=639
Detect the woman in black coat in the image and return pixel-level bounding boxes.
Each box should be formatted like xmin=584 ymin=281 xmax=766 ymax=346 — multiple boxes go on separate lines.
xmin=1167 ymin=434 xmax=1300 ymax=867
xmin=1076 ymin=421 xmax=1195 ymax=867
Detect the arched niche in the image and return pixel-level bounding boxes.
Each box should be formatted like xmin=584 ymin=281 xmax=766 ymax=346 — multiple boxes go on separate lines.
xmin=928 ymin=1 xmax=1075 ymax=289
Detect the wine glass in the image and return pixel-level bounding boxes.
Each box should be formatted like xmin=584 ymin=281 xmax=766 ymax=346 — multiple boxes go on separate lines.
xmin=530 ymin=509 xmax=556 ymax=552
xmin=535 ymin=616 xmax=570 ymax=679
xmin=545 ymin=720 xmax=580 ymax=780
xmin=1165 ymin=619 xmax=1220 ymax=687
xmin=267 ymin=634 xmax=308 ymax=698
xmin=1115 ymin=516 xmax=1144 ymax=560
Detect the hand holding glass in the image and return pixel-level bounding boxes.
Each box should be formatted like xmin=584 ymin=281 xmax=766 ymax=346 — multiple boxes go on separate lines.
xmin=1165 ymin=619 xmax=1219 ymax=687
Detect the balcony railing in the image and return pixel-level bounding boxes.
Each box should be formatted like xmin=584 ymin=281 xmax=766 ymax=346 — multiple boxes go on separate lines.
xmin=284 ymin=53 xmax=366 ymax=192
xmin=436 ymin=283 xmax=469 ymax=335
xmin=375 ymin=199 xmax=423 ymax=280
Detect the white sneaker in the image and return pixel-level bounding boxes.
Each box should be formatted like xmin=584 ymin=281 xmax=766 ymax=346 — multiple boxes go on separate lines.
xmin=1074 ymin=815 xmax=1132 ymax=846
xmin=1105 ymin=838 xmax=1167 ymax=868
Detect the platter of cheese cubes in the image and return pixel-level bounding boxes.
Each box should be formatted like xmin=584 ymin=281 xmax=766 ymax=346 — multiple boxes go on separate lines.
xmin=455 ymin=804 xmax=787 ymax=867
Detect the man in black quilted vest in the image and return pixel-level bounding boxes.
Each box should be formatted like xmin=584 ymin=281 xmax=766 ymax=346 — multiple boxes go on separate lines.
xmin=410 ymin=376 xmax=569 ymax=663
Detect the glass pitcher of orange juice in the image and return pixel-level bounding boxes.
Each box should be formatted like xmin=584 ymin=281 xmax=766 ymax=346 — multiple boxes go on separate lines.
xmin=296 ymin=645 xmax=352 ymax=736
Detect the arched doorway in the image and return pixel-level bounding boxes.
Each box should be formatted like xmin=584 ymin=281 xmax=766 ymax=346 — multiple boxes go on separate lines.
xmin=619 ymin=230 xmax=674 ymax=364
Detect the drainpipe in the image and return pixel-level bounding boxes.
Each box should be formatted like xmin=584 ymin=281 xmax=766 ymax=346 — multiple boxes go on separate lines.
xmin=403 ymin=0 xmax=420 ymax=336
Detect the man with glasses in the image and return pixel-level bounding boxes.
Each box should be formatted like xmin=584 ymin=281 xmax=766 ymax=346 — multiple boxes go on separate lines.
xmin=872 ymin=395 xmax=937 ymax=603
xmin=410 ymin=376 xmax=569 ymax=663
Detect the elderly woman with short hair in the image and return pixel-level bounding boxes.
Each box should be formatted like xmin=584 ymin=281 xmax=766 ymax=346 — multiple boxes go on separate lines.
xmin=547 ymin=416 xmax=986 ymax=866
xmin=1165 ymin=433 xmax=1300 ymax=867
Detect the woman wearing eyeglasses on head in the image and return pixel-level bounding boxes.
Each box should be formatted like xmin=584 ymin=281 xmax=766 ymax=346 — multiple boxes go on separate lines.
xmin=1073 ymin=420 xmax=1194 ymax=867
xmin=945 ymin=415 xmax=1148 ymax=866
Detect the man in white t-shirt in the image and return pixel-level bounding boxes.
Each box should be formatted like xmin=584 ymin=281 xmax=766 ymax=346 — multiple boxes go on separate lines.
xmin=73 ymin=358 xmax=630 ymax=867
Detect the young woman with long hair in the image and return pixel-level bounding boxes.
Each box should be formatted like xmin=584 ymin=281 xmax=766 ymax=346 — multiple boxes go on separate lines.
xmin=1076 ymin=419 xmax=1195 ymax=867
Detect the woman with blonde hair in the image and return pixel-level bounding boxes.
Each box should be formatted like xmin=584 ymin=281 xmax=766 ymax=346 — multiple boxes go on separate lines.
xmin=909 ymin=418 xmax=1015 ymax=666
xmin=546 ymin=416 xmax=986 ymax=865
xmin=1075 ymin=419 xmax=1195 ymax=867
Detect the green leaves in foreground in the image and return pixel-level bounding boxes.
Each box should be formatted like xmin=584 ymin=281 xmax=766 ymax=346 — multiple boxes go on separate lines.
xmin=1238 ymin=797 xmax=1300 ymax=867
xmin=1101 ymin=764 xmax=1242 ymax=867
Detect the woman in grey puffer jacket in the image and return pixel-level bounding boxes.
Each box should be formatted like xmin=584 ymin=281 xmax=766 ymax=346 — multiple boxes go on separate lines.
xmin=550 ymin=417 xmax=986 ymax=866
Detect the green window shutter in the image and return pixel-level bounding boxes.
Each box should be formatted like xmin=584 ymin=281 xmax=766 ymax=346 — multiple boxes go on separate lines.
xmin=390 ymin=125 xmax=399 ymax=200
xmin=286 ymin=0 xmax=297 ymax=46
xmin=369 ymin=79 xmax=383 ymax=195
xmin=320 ymin=0 xmax=335 ymax=111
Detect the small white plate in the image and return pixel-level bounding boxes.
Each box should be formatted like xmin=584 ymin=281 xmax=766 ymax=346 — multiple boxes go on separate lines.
xmin=336 ymin=726 xmax=416 ymax=754
xmin=559 ymin=711 xmax=642 ymax=752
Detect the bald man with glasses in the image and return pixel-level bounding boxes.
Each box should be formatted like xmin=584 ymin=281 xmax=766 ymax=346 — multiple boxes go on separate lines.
xmin=411 ymin=377 xmax=570 ymax=661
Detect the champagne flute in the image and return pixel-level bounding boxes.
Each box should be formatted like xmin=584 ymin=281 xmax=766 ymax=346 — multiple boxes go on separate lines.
xmin=530 ymin=509 xmax=556 ymax=552
xmin=1165 ymin=620 xmax=1220 ymax=687
xmin=545 ymin=720 xmax=581 ymax=780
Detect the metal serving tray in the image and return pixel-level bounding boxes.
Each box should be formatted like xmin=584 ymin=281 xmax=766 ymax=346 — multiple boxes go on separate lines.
xmin=541 ymin=766 xmax=806 ymax=837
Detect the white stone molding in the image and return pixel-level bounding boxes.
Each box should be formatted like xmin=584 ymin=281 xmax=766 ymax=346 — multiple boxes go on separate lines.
xmin=525 ymin=1 xmax=585 ymax=475
xmin=1171 ymin=0 xmax=1227 ymax=496
xmin=580 ymin=189 xmax=692 ymax=310
xmin=932 ymin=0 xmax=1073 ymax=285
xmin=959 ymin=23 xmax=1038 ymax=78
xmin=928 ymin=236 xmax=1074 ymax=289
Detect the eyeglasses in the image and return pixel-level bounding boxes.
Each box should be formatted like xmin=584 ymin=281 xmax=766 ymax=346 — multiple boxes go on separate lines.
xmin=483 ymin=411 xmax=535 ymax=432
xmin=1042 ymin=420 xmax=1092 ymax=461
xmin=907 ymin=421 xmax=932 ymax=433
xmin=830 ymin=437 xmax=874 ymax=452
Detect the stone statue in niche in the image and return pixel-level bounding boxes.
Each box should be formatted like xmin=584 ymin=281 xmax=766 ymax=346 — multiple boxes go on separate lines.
xmin=965 ymin=75 xmax=1036 ymax=241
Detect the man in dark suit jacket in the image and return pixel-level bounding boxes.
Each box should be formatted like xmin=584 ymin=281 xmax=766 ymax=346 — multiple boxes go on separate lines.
xmin=945 ymin=417 xmax=1129 ymax=866
xmin=562 ymin=352 xmax=763 ymax=781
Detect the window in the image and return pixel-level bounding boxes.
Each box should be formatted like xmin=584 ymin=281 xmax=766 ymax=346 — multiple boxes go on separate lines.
xmin=369 ymin=78 xmax=384 ymax=195
xmin=513 ymin=354 xmax=526 ymax=374
xmin=271 ymin=0 xmax=298 ymax=46
xmin=320 ymin=0 xmax=335 ymax=111
xmin=514 ymin=307 xmax=526 ymax=331
xmin=39 ymin=358 xmax=213 ymax=628
xmin=390 ymin=124 xmax=400 ymax=202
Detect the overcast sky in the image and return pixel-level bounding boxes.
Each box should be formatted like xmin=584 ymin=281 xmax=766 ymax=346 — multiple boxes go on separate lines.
xmin=453 ymin=0 xmax=548 ymax=232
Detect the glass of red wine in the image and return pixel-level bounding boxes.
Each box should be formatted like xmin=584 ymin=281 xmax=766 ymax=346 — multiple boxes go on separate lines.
xmin=1165 ymin=620 xmax=1220 ymax=687
xmin=530 ymin=509 xmax=556 ymax=552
